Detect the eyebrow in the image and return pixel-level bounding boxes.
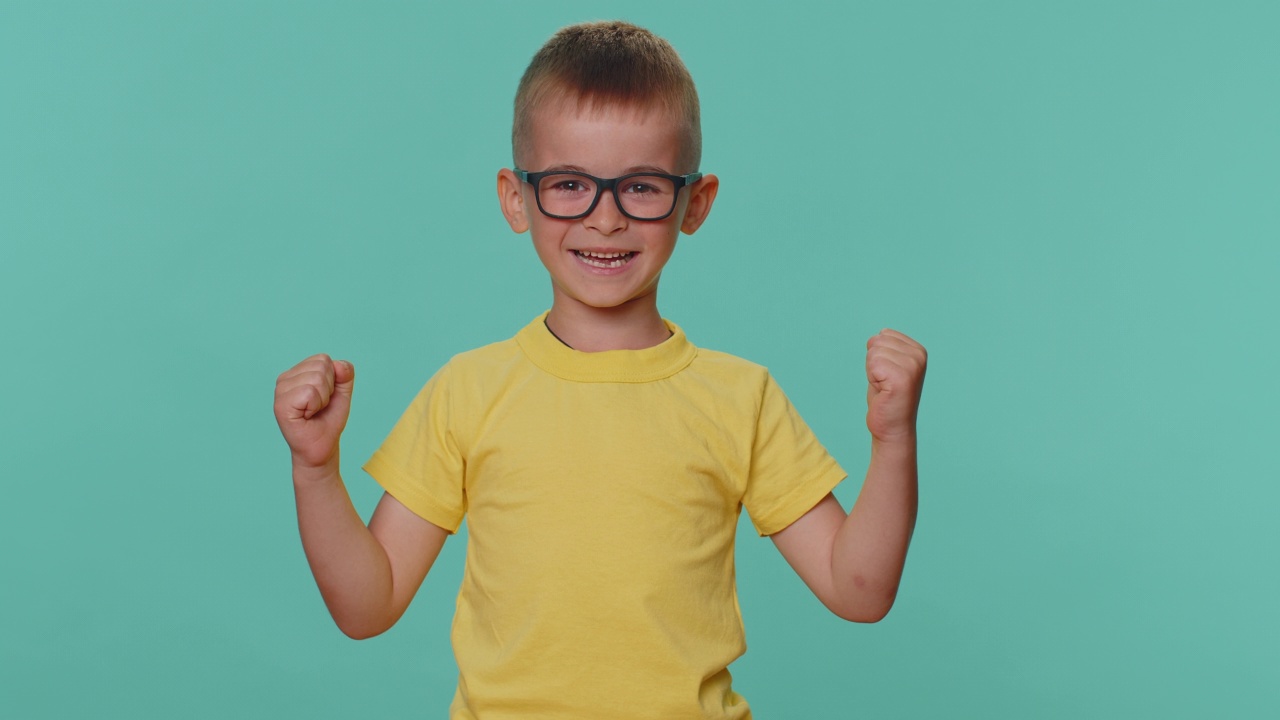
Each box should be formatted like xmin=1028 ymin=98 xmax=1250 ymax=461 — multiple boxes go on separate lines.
xmin=544 ymin=164 xmax=674 ymax=175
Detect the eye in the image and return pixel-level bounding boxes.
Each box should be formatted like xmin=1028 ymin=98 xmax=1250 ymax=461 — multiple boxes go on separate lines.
xmin=543 ymin=175 xmax=594 ymax=195
xmin=622 ymin=181 xmax=658 ymax=195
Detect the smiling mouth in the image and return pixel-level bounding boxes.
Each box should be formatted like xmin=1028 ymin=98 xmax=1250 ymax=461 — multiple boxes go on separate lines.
xmin=573 ymin=250 xmax=636 ymax=269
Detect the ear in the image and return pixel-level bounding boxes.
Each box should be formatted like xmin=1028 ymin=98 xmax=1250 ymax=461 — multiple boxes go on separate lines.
xmin=680 ymin=173 xmax=719 ymax=235
xmin=497 ymin=168 xmax=530 ymax=233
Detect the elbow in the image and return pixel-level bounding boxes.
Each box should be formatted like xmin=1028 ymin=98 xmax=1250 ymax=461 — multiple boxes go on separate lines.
xmin=830 ymin=594 xmax=897 ymax=624
xmin=334 ymin=611 xmax=395 ymax=640
xmin=838 ymin=605 xmax=891 ymax=624
xmin=339 ymin=623 xmax=388 ymax=640
xmin=322 ymin=584 xmax=404 ymax=639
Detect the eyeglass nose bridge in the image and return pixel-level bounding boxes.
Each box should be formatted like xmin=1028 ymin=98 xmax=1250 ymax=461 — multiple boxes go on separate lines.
xmin=579 ymin=176 xmax=627 ymax=220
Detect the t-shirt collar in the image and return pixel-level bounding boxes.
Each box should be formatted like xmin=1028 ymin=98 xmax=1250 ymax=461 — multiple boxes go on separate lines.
xmin=515 ymin=311 xmax=697 ymax=383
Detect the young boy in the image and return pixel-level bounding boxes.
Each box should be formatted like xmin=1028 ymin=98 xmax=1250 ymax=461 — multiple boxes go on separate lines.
xmin=274 ymin=20 xmax=926 ymax=720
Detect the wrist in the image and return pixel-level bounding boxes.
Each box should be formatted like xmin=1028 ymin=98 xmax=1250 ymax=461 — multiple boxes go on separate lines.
xmin=292 ymin=454 xmax=342 ymax=485
xmin=870 ymin=432 xmax=917 ymax=460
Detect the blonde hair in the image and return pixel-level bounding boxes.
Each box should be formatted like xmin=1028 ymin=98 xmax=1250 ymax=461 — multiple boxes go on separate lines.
xmin=512 ymin=21 xmax=702 ymax=173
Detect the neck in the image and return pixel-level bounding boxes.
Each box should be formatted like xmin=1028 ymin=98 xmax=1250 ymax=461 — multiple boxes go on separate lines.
xmin=545 ymin=295 xmax=671 ymax=353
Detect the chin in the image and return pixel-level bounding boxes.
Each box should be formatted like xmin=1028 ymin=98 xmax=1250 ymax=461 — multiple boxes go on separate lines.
xmin=565 ymin=290 xmax=651 ymax=311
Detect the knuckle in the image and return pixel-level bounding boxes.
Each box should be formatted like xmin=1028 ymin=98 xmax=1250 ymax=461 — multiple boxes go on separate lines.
xmin=299 ymin=385 xmax=325 ymax=409
xmin=301 ymin=368 xmax=326 ymax=384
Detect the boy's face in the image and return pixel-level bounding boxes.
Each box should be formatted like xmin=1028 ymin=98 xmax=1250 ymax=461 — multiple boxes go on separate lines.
xmin=498 ymin=99 xmax=717 ymax=316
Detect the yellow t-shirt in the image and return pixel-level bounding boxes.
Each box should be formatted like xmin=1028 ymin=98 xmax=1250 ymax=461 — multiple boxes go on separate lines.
xmin=363 ymin=313 xmax=846 ymax=720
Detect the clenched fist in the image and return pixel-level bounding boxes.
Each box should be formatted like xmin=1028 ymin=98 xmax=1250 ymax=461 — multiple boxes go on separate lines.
xmin=865 ymin=330 xmax=927 ymax=444
xmin=274 ymin=354 xmax=355 ymax=470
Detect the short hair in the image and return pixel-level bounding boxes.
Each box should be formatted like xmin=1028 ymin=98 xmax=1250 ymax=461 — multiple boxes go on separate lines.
xmin=512 ymin=21 xmax=702 ymax=173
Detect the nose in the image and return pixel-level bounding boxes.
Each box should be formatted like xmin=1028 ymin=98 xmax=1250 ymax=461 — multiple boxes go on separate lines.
xmin=582 ymin=185 xmax=628 ymax=235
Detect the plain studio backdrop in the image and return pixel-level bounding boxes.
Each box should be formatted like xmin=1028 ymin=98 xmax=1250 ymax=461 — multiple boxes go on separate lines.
xmin=1 ymin=2 xmax=1276 ymax=718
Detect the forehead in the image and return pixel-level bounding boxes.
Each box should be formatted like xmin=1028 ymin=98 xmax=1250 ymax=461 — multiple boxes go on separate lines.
xmin=525 ymin=96 xmax=685 ymax=174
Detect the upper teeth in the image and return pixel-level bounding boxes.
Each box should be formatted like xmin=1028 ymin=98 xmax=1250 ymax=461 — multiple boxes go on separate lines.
xmin=575 ymin=250 xmax=633 ymax=269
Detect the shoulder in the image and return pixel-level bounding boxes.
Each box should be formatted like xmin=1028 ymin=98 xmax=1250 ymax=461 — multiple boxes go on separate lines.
xmin=435 ymin=331 xmax=530 ymax=381
xmin=684 ymin=346 xmax=811 ymax=423
xmin=445 ymin=335 xmax=521 ymax=369
xmin=677 ymin=346 xmax=778 ymax=416
xmin=412 ymin=335 xmax=528 ymax=435
xmin=688 ymin=347 xmax=771 ymax=388
xmin=404 ymin=335 xmax=525 ymax=408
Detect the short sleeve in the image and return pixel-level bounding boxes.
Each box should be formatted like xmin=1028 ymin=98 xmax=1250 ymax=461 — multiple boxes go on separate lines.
xmin=362 ymin=363 xmax=466 ymax=533
xmin=742 ymin=372 xmax=847 ymax=536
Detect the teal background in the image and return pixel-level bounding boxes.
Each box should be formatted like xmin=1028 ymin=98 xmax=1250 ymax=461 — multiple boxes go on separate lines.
xmin=2 ymin=1 xmax=1276 ymax=717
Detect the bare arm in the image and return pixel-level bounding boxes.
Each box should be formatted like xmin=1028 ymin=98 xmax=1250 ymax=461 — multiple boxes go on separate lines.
xmin=294 ymin=467 xmax=448 ymax=638
xmin=771 ymin=439 xmax=917 ymax=622
xmin=277 ymin=354 xmax=448 ymax=639
xmin=770 ymin=329 xmax=926 ymax=622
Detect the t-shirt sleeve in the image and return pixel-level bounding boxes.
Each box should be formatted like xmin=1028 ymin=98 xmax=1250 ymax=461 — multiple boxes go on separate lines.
xmin=742 ymin=371 xmax=847 ymax=536
xmin=362 ymin=363 xmax=466 ymax=533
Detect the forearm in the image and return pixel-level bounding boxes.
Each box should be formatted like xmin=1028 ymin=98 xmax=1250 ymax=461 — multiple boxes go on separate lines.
xmin=293 ymin=459 xmax=395 ymax=639
xmin=830 ymin=437 xmax=918 ymax=621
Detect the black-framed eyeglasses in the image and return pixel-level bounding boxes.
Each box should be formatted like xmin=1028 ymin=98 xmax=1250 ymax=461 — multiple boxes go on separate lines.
xmin=514 ymin=169 xmax=703 ymax=221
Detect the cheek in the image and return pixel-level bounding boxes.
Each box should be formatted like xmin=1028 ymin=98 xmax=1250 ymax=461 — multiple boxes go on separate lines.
xmin=531 ymin=237 xmax=558 ymax=262
xmin=530 ymin=222 xmax=570 ymax=257
xmin=645 ymin=227 xmax=681 ymax=258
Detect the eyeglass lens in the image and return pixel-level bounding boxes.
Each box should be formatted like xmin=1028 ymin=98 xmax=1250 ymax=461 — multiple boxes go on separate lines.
xmin=537 ymin=173 xmax=677 ymax=220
